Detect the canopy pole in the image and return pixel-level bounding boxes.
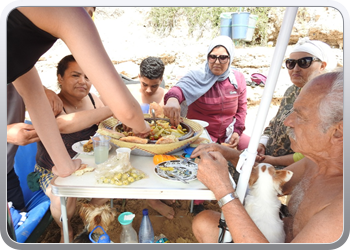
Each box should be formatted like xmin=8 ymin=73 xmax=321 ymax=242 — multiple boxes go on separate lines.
xmin=218 ymin=7 xmax=298 ymax=243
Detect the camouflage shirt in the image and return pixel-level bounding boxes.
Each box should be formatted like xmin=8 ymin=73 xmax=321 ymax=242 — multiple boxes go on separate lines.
xmin=263 ymin=84 xmax=301 ymax=157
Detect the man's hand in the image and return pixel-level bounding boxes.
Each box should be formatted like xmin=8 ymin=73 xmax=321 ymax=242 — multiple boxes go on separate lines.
xmin=197 ymin=151 xmax=234 ymax=199
xmin=7 ymin=123 xmax=39 ymax=145
xmin=44 ymin=87 xmax=63 ymax=117
xmin=163 ymin=98 xmax=181 ymax=126
xmin=191 ymin=143 xmax=224 ymax=158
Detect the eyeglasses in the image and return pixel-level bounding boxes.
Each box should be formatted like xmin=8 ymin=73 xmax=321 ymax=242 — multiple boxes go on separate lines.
xmin=208 ymin=54 xmax=230 ymax=64
xmin=285 ymin=57 xmax=322 ymax=70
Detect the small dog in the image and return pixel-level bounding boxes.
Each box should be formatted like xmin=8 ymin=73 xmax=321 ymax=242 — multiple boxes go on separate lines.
xmin=244 ymin=163 xmax=293 ymax=243
xmin=73 ymin=203 xmax=117 ymax=243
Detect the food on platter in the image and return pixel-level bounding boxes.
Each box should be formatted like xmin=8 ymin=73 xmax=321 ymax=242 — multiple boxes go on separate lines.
xmin=83 ymin=139 xmax=93 ymax=152
xmin=190 ymin=137 xmax=210 ymax=147
xmin=114 ymin=119 xmax=190 ymax=144
xmin=119 ymin=136 xmax=148 ymax=144
xmin=74 ymin=164 xmax=95 ymax=176
xmin=155 ymin=134 xmax=179 ymax=144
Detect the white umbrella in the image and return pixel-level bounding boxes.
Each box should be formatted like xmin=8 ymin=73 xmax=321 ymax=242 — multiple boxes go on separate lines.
xmin=218 ymin=7 xmax=299 ymax=243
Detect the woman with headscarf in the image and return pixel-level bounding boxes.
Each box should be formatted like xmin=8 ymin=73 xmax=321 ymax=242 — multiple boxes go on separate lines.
xmin=163 ymin=36 xmax=248 ymax=149
xmin=256 ymin=37 xmax=338 ymax=168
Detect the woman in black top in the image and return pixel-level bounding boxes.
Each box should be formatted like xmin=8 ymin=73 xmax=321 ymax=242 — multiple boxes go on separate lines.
xmin=34 ymin=55 xmax=111 ymax=242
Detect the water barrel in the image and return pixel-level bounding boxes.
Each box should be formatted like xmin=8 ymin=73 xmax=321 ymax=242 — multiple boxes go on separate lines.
xmin=219 ymin=12 xmax=233 ymax=38
xmin=244 ymin=15 xmax=258 ymax=41
xmin=231 ymin=12 xmax=250 ymax=40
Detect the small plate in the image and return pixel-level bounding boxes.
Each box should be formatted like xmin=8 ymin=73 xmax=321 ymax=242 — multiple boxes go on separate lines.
xmin=191 ymin=119 xmax=209 ymax=128
xmin=154 ymin=160 xmax=198 ymax=183
xmin=72 ymin=140 xmax=111 ymax=156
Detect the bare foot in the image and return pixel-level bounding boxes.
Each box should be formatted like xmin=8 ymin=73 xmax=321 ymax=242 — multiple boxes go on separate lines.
xmin=148 ymin=199 xmax=175 ymax=219
xmin=163 ymin=200 xmax=176 ymax=206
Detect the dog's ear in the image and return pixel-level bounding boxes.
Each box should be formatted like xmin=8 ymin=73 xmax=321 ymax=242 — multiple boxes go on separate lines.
xmin=273 ymin=170 xmax=293 ymax=194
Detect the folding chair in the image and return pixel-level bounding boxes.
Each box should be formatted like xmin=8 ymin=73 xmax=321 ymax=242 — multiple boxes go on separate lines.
xmin=9 ymin=124 xmax=53 ymax=243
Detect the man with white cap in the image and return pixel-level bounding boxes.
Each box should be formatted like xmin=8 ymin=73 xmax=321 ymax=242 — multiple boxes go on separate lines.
xmin=256 ymin=37 xmax=338 ymax=168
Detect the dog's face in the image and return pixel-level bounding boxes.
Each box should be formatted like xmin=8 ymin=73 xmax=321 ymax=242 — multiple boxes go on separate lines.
xmin=249 ymin=163 xmax=293 ymax=195
xmin=79 ymin=204 xmax=117 ymax=234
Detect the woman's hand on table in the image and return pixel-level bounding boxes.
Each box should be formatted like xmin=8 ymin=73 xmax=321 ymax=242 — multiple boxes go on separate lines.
xmin=52 ymin=158 xmax=82 ymax=177
xmin=163 ymin=98 xmax=181 ymax=126
xmin=196 ymin=151 xmax=234 ymax=199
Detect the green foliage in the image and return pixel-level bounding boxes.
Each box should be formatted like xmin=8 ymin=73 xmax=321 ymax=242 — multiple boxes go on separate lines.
xmin=148 ymin=7 xmax=271 ymax=46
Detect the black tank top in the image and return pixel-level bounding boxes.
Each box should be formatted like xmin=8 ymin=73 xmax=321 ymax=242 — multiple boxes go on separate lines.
xmin=7 ymin=9 xmax=58 ymax=83
xmin=36 ymin=93 xmax=98 ymax=170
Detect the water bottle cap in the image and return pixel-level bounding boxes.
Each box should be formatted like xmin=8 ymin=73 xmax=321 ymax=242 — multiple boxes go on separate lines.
xmin=142 ymin=208 xmax=149 ymax=215
xmin=118 ymin=212 xmax=135 ymax=225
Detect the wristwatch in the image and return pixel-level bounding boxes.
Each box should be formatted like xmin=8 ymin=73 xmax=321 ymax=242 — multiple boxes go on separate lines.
xmin=218 ymin=192 xmax=238 ymax=208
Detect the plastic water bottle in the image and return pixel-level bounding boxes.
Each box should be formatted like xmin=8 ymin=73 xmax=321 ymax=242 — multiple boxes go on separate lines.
xmin=118 ymin=212 xmax=138 ymax=243
xmin=138 ymin=208 xmax=154 ymax=243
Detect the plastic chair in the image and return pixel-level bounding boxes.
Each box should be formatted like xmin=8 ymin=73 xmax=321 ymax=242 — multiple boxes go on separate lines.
xmin=9 ymin=122 xmax=53 ymax=243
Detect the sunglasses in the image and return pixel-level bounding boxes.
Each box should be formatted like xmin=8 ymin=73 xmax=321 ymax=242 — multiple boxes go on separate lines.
xmin=285 ymin=57 xmax=322 ymax=70
xmin=208 ymin=54 xmax=230 ymax=64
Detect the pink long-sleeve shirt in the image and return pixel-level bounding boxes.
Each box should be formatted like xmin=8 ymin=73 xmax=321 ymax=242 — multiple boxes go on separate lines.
xmin=164 ymin=70 xmax=247 ymax=143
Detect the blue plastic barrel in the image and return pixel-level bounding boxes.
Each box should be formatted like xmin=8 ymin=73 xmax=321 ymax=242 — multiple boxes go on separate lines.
xmin=219 ymin=12 xmax=233 ymax=38
xmin=231 ymin=12 xmax=250 ymax=40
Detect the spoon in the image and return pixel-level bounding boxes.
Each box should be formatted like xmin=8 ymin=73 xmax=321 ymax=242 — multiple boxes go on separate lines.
xmin=151 ymin=108 xmax=157 ymax=125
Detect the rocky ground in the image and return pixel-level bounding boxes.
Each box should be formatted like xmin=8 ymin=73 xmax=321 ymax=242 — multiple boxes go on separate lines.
xmin=35 ymin=7 xmax=343 ymax=243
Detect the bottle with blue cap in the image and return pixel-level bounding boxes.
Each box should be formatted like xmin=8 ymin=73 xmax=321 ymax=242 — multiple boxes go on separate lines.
xmin=138 ymin=208 xmax=154 ymax=243
xmin=118 ymin=212 xmax=138 ymax=243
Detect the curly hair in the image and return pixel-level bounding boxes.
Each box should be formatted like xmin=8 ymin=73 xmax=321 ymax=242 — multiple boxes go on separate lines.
xmin=139 ymin=57 xmax=165 ymax=80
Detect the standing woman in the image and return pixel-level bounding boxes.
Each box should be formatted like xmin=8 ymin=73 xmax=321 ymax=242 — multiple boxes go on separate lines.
xmin=163 ymin=36 xmax=248 ymax=149
xmin=7 ymin=7 xmax=151 ymax=178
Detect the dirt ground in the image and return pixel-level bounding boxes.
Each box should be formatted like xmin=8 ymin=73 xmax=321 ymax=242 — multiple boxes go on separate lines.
xmin=37 ymin=198 xmax=221 ymax=243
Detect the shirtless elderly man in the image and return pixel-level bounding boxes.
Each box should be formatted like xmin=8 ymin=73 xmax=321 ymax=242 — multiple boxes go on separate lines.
xmin=191 ymin=69 xmax=343 ymax=243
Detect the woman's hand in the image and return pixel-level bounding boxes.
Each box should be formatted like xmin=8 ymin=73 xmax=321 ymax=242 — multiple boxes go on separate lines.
xmin=163 ymin=98 xmax=181 ymax=126
xmin=257 ymin=143 xmax=266 ymax=155
xmin=132 ymin=120 xmax=151 ymax=138
xmin=52 ymin=158 xmax=82 ymax=177
xmin=228 ymin=132 xmax=240 ymax=148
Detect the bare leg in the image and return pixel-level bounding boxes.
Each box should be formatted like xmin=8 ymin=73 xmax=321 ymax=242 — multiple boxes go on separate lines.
xmin=148 ymin=199 xmax=175 ymax=219
xmin=46 ymin=185 xmax=76 ymax=243
xmin=192 ymin=210 xmax=221 ymax=243
xmin=90 ymin=198 xmax=109 ymax=206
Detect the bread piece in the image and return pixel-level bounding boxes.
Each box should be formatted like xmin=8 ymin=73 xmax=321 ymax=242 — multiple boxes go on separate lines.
xmin=155 ymin=134 xmax=179 ymax=144
xmin=149 ymin=102 xmax=164 ymax=118
xmin=221 ymin=143 xmax=237 ymax=150
xmin=119 ymin=136 xmax=148 ymax=144
xmin=74 ymin=164 xmax=95 ymax=176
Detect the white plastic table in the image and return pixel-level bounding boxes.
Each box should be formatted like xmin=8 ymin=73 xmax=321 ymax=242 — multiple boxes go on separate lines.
xmin=51 ymin=131 xmax=214 ymax=243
